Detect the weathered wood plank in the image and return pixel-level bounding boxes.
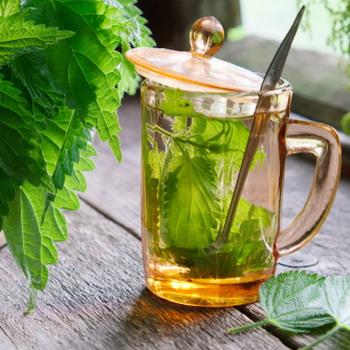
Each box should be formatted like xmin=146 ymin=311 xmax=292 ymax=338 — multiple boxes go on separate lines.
xmin=0 ymin=327 xmax=16 ymax=350
xmin=82 ymin=96 xmax=142 ymax=235
xmin=0 ymin=201 xmax=291 ymax=350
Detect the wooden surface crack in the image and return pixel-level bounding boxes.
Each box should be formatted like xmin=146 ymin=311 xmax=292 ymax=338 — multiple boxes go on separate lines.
xmin=80 ymin=197 xmax=141 ymax=241
xmin=0 ymin=324 xmax=18 ymax=349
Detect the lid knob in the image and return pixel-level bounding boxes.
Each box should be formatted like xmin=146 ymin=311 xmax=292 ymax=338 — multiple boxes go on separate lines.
xmin=190 ymin=16 xmax=225 ymax=59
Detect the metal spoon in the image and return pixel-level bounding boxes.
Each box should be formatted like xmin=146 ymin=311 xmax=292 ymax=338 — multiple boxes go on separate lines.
xmin=209 ymin=6 xmax=306 ymax=251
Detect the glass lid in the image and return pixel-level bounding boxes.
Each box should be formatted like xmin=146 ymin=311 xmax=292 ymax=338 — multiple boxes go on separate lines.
xmin=126 ymin=16 xmax=263 ymax=92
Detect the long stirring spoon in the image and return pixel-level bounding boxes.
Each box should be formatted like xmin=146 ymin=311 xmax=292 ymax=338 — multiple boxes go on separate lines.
xmin=209 ymin=6 xmax=306 ymax=251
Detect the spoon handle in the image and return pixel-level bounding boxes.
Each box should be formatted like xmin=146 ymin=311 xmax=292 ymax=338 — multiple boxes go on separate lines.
xmin=212 ymin=6 xmax=306 ymax=248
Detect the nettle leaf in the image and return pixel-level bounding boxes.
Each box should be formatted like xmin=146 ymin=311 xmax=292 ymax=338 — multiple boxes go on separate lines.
xmin=12 ymin=51 xmax=89 ymax=191
xmin=228 ymin=271 xmax=334 ymax=336
xmin=160 ymin=152 xmax=221 ymax=249
xmin=0 ymin=13 xmax=74 ymax=65
xmin=11 ymin=52 xmax=65 ymax=119
xmin=41 ymin=107 xmax=87 ymax=189
xmin=3 ymin=147 xmax=94 ymax=311
xmin=226 ymin=271 xmax=350 ymax=349
xmin=259 ymin=271 xmax=333 ymax=333
xmin=106 ymin=0 xmax=154 ymax=97
xmin=3 ymin=183 xmax=59 ymax=292
xmin=24 ymin=0 xmax=125 ymax=161
xmin=160 ymin=89 xmax=265 ymax=174
xmin=0 ymin=0 xmax=153 ymax=312
xmin=321 ymin=276 xmax=350 ymax=330
xmin=0 ymin=78 xmax=52 ymax=220
xmin=299 ymin=276 xmax=350 ymax=350
xmin=160 ymin=89 xmax=205 ymax=118
xmin=0 ymin=0 xmax=20 ymax=17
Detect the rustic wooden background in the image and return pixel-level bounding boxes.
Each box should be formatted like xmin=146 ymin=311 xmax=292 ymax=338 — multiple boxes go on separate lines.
xmin=0 ymin=97 xmax=349 ymax=349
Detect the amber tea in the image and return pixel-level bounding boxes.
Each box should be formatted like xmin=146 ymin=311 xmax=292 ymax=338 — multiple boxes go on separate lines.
xmin=127 ymin=16 xmax=341 ymax=307
xmin=141 ymin=83 xmax=286 ymax=306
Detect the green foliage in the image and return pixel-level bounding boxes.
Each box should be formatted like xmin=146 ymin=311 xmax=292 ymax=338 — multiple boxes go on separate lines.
xmin=145 ymin=88 xmax=271 ymax=278
xmin=0 ymin=0 xmax=20 ymax=17
xmin=259 ymin=271 xmax=332 ymax=333
xmin=160 ymin=153 xmax=220 ymax=250
xmin=301 ymin=0 xmax=350 ymax=57
xmin=341 ymin=112 xmax=350 ymax=135
xmin=300 ymin=0 xmax=350 ymax=133
xmin=320 ymin=276 xmax=350 ymax=331
xmin=228 ymin=271 xmax=350 ymax=350
xmin=0 ymin=0 xmax=153 ymax=310
xmin=0 ymin=11 xmax=74 ymax=64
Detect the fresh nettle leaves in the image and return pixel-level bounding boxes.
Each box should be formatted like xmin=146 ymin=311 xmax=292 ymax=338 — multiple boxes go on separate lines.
xmin=0 ymin=0 xmax=154 ymax=311
xmin=145 ymin=87 xmax=272 ymax=278
xmin=227 ymin=271 xmax=350 ymax=350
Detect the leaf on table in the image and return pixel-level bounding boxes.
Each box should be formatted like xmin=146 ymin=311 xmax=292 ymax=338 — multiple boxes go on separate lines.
xmin=260 ymin=271 xmax=334 ymax=333
xmin=160 ymin=152 xmax=220 ymax=249
xmin=299 ymin=276 xmax=350 ymax=349
xmin=321 ymin=276 xmax=350 ymax=331
xmin=228 ymin=271 xmax=334 ymax=335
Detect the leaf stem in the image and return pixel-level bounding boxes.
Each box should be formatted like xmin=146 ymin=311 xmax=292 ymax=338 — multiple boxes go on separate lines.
xmin=227 ymin=319 xmax=270 ymax=334
xmin=300 ymin=325 xmax=342 ymax=350
xmin=24 ymin=287 xmax=37 ymax=315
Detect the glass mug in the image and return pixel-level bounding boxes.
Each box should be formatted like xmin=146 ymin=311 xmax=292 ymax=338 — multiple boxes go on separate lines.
xmin=140 ymin=79 xmax=341 ymax=307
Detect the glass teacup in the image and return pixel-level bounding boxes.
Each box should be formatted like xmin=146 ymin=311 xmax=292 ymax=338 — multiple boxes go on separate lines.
xmin=140 ymin=79 xmax=341 ymax=307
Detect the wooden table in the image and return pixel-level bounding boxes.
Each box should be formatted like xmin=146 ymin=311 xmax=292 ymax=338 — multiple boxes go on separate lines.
xmin=0 ymin=97 xmax=349 ymax=350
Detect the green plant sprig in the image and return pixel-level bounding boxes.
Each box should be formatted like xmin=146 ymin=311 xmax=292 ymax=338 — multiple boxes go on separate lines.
xmin=0 ymin=0 xmax=154 ymax=311
xmin=227 ymin=271 xmax=350 ymax=350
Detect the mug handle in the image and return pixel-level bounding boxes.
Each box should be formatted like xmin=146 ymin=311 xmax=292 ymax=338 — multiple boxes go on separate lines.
xmin=276 ymin=119 xmax=342 ymax=256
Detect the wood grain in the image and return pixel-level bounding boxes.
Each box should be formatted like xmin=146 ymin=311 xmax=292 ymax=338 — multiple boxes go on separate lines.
xmin=0 ymin=202 xmax=290 ymax=350
xmin=81 ymin=97 xmax=350 ymax=349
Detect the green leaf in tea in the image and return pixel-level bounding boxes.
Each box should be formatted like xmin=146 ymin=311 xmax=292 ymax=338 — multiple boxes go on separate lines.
xmin=228 ymin=271 xmax=333 ymax=334
xmin=160 ymin=152 xmax=220 ymax=249
xmin=149 ymin=88 xmax=269 ymax=278
xmin=0 ymin=0 xmax=153 ymax=310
